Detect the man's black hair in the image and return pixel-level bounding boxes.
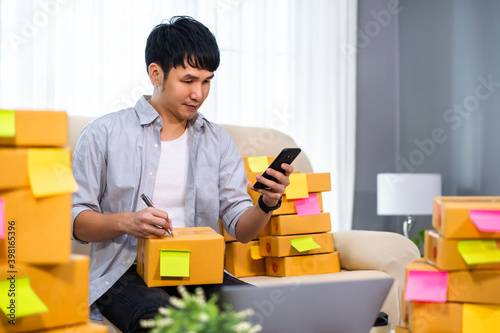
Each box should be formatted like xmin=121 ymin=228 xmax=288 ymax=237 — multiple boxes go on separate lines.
xmin=145 ymin=16 xmax=220 ymax=78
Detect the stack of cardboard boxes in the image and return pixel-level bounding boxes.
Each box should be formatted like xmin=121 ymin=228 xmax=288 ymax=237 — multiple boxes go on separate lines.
xmin=396 ymin=197 xmax=500 ymax=333
xmin=223 ymin=155 xmax=340 ymax=278
xmin=0 ymin=110 xmax=106 ymax=332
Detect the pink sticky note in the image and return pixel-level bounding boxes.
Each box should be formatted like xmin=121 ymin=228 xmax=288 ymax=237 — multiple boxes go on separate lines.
xmin=404 ymin=270 xmax=448 ymax=303
xmin=0 ymin=198 xmax=5 ymax=239
xmin=470 ymin=210 xmax=500 ymax=232
xmin=294 ymin=193 xmax=321 ymax=216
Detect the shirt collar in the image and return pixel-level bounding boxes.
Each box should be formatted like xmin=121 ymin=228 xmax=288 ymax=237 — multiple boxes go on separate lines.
xmin=135 ymin=95 xmax=160 ymax=125
xmin=136 ymin=95 xmax=208 ymax=130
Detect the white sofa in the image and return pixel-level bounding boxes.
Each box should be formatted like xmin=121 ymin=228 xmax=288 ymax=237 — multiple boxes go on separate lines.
xmin=68 ymin=116 xmax=420 ymax=331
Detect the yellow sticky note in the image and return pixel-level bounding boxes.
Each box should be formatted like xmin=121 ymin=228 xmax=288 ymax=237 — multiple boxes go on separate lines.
xmin=0 ymin=276 xmax=49 ymax=318
xmin=457 ymin=240 xmax=500 ymax=265
xmin=0 ymin=110 xmax=16 ymax=137
xmin=290 ymin=236 xmax=321 ymax=252
xmin=27 ymin=148 xmax=79 ymax=197
xmin=463 ymin=303 xmax=500 ymax=333
xmin=160 ymin=249 xmax=190 ymax=277
xmin=286 ymin=174 xmax=309 ymax=199
xmin=248 ymin=156 xmax=269 ymax=172
xmin=250 ymin=244 xmax=262 ymax=260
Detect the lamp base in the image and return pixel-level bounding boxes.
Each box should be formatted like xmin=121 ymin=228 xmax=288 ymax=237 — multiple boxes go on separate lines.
xmin=403 ymin=215 xmax=415 ymax=239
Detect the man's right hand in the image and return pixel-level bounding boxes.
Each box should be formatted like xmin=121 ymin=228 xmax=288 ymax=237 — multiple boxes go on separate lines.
xmin=124 ymin=207 xmax=173 ymax=238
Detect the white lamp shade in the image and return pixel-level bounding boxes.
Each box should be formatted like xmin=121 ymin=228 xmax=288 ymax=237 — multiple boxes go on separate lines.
xmin=377 ymin=173 xmax=442 ymax=216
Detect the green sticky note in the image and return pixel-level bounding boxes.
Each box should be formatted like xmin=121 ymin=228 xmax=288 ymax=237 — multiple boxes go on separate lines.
xmin=160 ymin=249 xmax=190 ymax=277
xmin=286 ymin=173 xmax=309 ymax=199
xmin=248 ymin=156 xmax=269 ymax=172
xmin=291 ymin=236 xmax=321 ymax=252
xmin=0 ymin=276 xmax=49 ymax=318
xmin=457 ymin=240 xmax=500 ymax=265
xmin=0 ymin=110 xmax=16 ymax=137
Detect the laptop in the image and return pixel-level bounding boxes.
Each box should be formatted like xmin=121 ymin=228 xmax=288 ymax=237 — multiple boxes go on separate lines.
xmin=219 ymin=277 xmax=393 ymax=333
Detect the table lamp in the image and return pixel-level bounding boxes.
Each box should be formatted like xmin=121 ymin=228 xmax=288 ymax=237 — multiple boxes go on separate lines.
xmin=377 ymin=173 xmax=442 ymax=238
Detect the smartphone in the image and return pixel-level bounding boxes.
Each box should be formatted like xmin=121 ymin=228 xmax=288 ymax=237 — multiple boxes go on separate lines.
xmin=253 ymin=148 xmax=301 ymax=190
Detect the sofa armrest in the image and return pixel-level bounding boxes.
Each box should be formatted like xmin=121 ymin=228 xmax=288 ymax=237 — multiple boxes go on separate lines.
xmin=333 ymin=230 xmax=420 ymax=298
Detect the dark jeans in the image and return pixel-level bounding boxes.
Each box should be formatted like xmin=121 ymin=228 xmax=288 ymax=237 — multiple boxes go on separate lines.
xmin=95 ymin=265 xmax=252 ymax=333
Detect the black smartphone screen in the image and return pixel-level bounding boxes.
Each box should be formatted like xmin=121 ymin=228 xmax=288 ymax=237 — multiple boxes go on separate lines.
xmin=253 ymin=148 xmax=301 ymax=190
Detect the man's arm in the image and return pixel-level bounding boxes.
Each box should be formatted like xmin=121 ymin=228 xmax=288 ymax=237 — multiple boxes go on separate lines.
xmin=73 ymin=208 xmax=172 ymax=243
xmin=71 ymin=120 xmax=172 ymax=243
xmin=235 ymin=164 xmax=293 ymax=243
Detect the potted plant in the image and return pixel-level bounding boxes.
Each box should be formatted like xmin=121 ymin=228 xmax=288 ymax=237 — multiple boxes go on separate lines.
xmin=140 ymin=285 xmax=262 ymax=333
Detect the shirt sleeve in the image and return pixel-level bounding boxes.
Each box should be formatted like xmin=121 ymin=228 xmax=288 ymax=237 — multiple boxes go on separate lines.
xmin=71 ymin=120 xmax=108 ymax=243
xmin=217 ymin=129 xmax=254 ymax=239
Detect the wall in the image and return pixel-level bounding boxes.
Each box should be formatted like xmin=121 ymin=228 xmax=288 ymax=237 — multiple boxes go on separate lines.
xmin=353 ymin=0 xmax=401 ymax=232
xmin=354 ymin=0 xmax=500 ymax=236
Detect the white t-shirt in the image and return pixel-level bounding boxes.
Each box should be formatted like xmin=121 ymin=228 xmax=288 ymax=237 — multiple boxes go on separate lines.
xmin=152 ymin=128 xmax=189 ymax=228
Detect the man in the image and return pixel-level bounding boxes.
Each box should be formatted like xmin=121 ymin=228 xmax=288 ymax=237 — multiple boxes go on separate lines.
xmin=72 ymin=16 xmax=292 ymax=332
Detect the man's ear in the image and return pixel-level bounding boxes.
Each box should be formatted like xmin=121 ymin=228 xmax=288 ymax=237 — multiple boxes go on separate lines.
xmin=148 ymin=63 xmax=164 ymax=86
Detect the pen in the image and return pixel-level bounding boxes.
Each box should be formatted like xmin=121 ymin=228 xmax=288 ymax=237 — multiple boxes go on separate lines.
xmin=140 ymin=193 xmax=174 ymax=237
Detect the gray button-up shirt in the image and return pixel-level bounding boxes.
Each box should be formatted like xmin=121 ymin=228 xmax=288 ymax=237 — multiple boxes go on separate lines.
xmin=71 ymin=96 xmax=253 ymax=319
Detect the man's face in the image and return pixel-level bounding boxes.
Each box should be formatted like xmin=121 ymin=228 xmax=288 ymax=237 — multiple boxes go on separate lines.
xmin=157 ymin=64 xmax=214 ymax=121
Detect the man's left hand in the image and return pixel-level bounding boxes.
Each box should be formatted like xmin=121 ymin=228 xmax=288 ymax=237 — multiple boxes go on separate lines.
xmin=251 ymin=163 xmax=294 ymax=207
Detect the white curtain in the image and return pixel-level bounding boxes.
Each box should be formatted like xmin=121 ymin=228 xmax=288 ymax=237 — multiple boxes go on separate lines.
xmin=0 ymin=0 xmax=357 ymax=231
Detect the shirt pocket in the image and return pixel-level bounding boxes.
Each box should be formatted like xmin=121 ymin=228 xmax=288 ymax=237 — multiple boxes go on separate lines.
xmin=195 ymin=168 xmax=219 ymax=213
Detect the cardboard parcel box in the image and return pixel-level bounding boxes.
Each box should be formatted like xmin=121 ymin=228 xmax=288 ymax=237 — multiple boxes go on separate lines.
xmin=394 ymin=327 xmax=412 ymax=333
xmin=0 ymin=255 xmax=89 ymax=333
xmin=0 ymin=148 xmax=75 ymax=191
xmin=260 ymin=212 xmax=331 ymax=236
xmin=259 ymin=232 xmax=334 ymax=257
xmin=0 ymin=110 xmax=68 ymax=147
xmin=405 ymin=259 xmax=500 ymax=305
xmin=424 ymin=230 xmax=500 ymax=271
xmin=224 ymin=240 xmax=265 ymax=278
xmin=406 ymin=301 xmax=500 ymax=333
xmin=0 ymin=188 xmax=71 ymax=265
xmin=246 ymin=171 xmax=330 ymax=198
xmin=406 ymin=301 xmax=463 ymax=333
xmin=432 ymin=196 xmax=500 ymax=239
xmin=265 ymin=252 xmax=340 ymax=277
xmin=137 ymin=227 xmax=224 ymax=287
